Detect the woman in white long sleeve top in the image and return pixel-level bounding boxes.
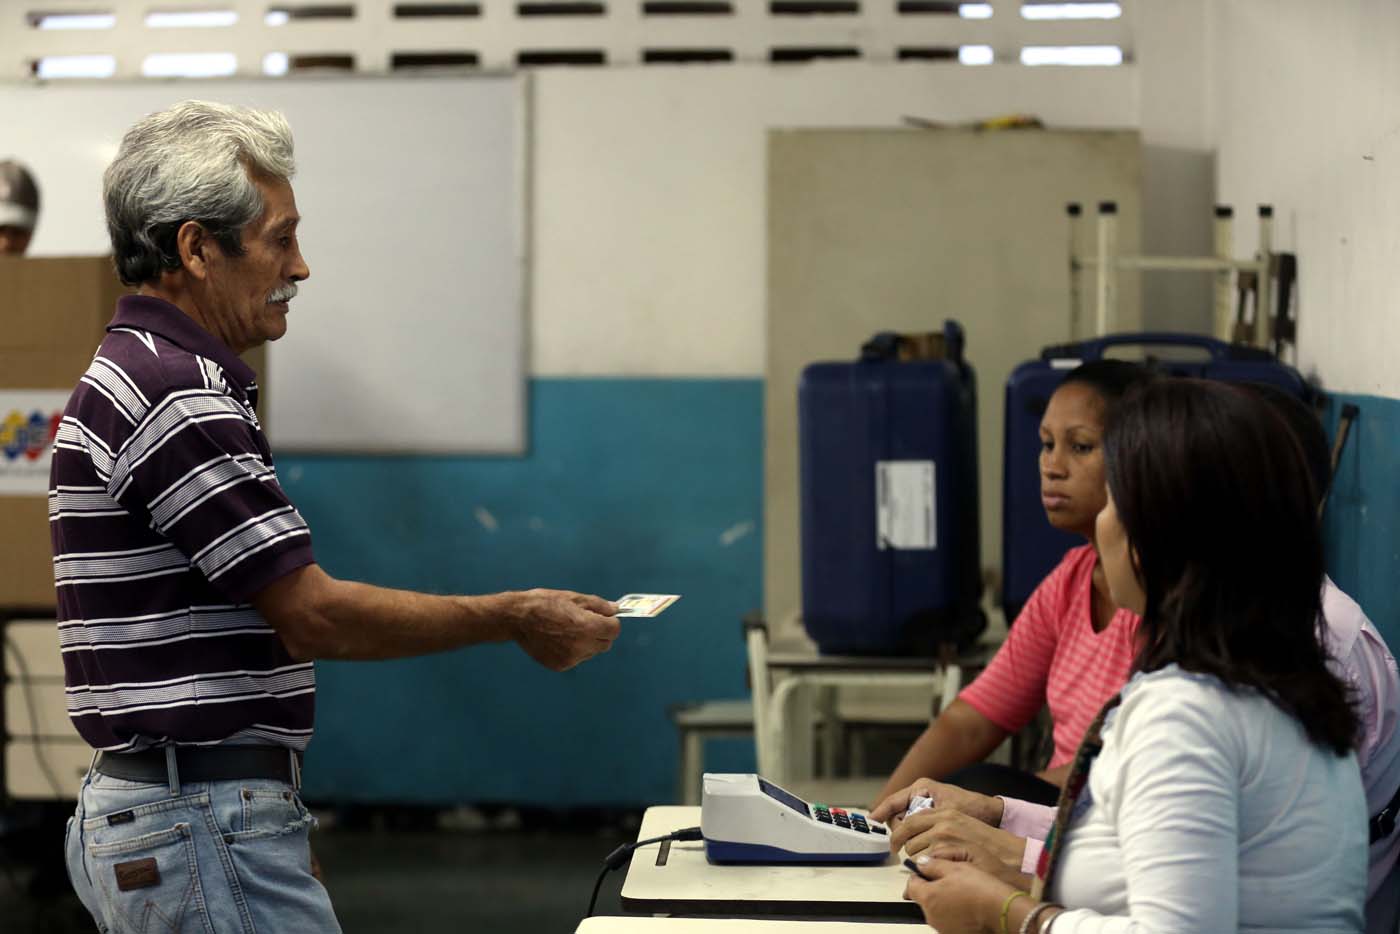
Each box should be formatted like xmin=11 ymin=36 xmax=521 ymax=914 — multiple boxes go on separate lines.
xmin=895 ymin=378 xmax=1368 ymax=934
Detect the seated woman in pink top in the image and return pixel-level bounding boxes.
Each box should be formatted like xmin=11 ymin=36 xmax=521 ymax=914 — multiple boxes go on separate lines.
xmin=876 ymin=360 xmax=1149 ymax=808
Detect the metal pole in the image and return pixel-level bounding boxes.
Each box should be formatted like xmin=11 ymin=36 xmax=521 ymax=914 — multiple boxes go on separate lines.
xmin=1256 ymin=205 xmax=1274 ymax=349
xmin=1080 ymin=256 xmax=1251 ymax=272
xmin=1213 ymin=205 xmax=1234 ymax=341
xmin=1067 ymin=203 xmax=1083 ymax=339
xmin=1096 ymin=201 xmax=1118 ymax=336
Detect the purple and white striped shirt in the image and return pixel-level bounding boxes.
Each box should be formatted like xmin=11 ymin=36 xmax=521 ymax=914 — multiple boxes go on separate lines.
xmin=49 ymin=295 xmax=316 ymax=753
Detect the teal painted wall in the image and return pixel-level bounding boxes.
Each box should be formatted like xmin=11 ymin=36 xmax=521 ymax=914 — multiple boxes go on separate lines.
xmin=278 ymin=380 xmax=1398 ymax=808
xmin=1323 ymin=392 xmax=1400 ymax=652
xmin=285 ymin=378 xmax=762 ymax=806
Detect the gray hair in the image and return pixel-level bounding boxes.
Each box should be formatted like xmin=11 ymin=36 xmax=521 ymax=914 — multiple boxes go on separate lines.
xmin=103 ymin=100 xmax=295 ymax=285
xmin=0 ymin=159 xmax=40 ymax=230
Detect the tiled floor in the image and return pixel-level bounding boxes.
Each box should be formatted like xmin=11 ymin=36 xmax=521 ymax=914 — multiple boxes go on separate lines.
xmin=0 ymin=808 xmax=640 ymax=933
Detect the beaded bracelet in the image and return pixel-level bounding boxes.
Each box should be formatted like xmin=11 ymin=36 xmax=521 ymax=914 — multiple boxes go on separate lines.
xmin=1000 ymin=890 xmax=1031 ymax=934
xmin=1018 ymin=900 xmax=1063 ymax=934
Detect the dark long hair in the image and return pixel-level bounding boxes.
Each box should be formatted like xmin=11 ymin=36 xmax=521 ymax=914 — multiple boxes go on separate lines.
xmin=1243 ymin=382 xmax=1332 ymax=504
xmin=1057 ymin=359 xmax=1151 ymax=411
xmin=1103 ymin=378 xmax=1357 ymax=755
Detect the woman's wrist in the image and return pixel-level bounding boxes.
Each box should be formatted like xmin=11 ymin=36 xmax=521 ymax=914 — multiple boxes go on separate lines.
xmin=998 ymin=890 xmax=1031 ymax=934
xmin=981 ymin=882 xmax=1020 ymax=932
xmin=1017 ymin=901 xmax=1064 ymax=934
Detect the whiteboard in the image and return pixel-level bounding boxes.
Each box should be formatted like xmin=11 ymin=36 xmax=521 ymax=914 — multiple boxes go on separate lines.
xmin=2 ymin=75 xmax=526 ymax=453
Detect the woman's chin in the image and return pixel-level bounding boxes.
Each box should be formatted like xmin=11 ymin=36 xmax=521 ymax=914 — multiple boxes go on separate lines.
xmin=1045 ymin=514 xmax=1094 ymax=537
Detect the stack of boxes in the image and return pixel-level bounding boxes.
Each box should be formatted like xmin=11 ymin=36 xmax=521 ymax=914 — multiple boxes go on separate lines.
xmin=1 ymin=257 xmax=127 ymax=799
xmin=1 ymin=257 xmax=126 ymax=610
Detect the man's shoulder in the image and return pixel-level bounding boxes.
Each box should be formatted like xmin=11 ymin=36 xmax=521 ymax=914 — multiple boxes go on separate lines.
xmin=70 ymin=328 xmax=216 ymax=420
xmin=100 ymin=326 xmax=208 ymax=389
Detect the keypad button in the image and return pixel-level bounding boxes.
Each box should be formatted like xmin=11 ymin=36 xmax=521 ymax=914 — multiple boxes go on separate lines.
xmin=816 ymin=814 xmax=833 ymax=823
xmin=871 ymin=824 xmax=887 ymax=835
xmin=852 ymin=823 xmax=869 ymax=833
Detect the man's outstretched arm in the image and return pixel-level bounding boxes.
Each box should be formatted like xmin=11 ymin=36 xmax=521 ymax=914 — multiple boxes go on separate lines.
xmin=253 ymin=563 xmax=620 ymax=671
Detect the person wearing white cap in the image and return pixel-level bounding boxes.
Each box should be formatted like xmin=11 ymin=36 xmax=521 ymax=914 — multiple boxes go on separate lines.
xmin=0 ymin=159 xmax=40 ymax=255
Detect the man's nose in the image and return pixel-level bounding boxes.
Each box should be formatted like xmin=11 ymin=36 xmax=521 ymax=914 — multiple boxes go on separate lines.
xmin=289 ymin=247 xmax=310 ymax=282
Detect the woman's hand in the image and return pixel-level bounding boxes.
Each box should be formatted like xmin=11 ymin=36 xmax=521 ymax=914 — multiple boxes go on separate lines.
xmin=907 ymin=835 xmax=1035 ymax=891
xmin=894 ymin=808 xmax=1028 ymax=873
xmin=870 ymin=779 xmax=1004 ymax=829
xmin=905 ymin=854 xmax=1024 ymax=934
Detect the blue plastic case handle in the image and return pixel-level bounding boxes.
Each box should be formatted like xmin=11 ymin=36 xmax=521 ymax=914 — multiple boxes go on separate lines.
xmin=1039 ymin=332 xmax=1273 ymax=363
xmin=1042 ymin=332 xmax=1225 ymax=361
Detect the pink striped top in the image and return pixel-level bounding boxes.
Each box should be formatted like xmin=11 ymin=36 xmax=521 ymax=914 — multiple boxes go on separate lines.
xmin=962 ymin=544 xmax=1140 ymax=768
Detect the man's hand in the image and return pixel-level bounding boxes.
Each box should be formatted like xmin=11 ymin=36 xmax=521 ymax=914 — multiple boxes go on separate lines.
xmin=892 ymin=808 xmax=1029 ymax=878
xmin=507 ymin=589 xmax=621 ymax=671
xmin=870 ymin=778 xmax=1004 ymax=828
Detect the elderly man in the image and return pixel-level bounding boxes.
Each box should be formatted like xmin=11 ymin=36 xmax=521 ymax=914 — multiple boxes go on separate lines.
xmin=52 ymin=100 xmax=620 ymax=931
xmin=0 ymin=159 xmax=40 ymax=255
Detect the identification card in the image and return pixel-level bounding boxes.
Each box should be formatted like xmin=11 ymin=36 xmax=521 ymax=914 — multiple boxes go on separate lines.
xmin=615 ymin=594 xmax=681 ymax=618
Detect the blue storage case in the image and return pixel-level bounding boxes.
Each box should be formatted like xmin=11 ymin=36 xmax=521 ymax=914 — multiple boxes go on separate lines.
xmin=1001 ymin=332 xmax=1311 ymax=621
xmin=799 ymin=322 xmax=986 ymax=656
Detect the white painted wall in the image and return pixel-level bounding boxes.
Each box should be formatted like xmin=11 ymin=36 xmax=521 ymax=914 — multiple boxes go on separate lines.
xmin=1209 ymin=0 xmax=1400 ymax=398
xmin=1134 ymin=0 xmax=1215 ymax=335
xmin=531 ymin=62 xmax=1140 ymax=377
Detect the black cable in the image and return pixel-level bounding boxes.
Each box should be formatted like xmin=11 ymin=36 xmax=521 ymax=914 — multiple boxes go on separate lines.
xmin=585 ymin=864 xmax=610 ymax=920
xmin=3 ymin=634 xmax=66 ymax=799
xmin=584 ymin=826 xmax=702 ymax=918
xmin=1320 ymin=403 xmax=1360 ymax=521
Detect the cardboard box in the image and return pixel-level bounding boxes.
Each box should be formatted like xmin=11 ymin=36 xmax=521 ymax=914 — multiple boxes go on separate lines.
xmin=0 ymin=257 xmax=266 ymax=610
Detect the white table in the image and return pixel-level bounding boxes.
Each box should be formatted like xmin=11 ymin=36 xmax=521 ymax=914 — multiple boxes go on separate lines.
xmin=619 ymin=806 xmax=922 ymax=922
xmin=579 ymin=919 xmax=914 ymax=932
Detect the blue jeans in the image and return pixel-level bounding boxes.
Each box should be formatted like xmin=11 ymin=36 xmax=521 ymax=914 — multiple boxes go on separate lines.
xmin=65 ymin=761 xmax=341 ymax=933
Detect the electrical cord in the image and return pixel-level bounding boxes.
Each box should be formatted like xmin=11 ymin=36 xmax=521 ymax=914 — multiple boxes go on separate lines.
xmin=3 ymin=633 xmax=66 ymax=799
xmin=584 ymin=825 xmax=703 ymax=918
xmin=1319 ymin=402 xmax=1360 ymax=520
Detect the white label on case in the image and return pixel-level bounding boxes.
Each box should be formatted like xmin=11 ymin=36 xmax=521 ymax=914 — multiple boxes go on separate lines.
xmin=876 ymin=460 xmax=935 ymax=550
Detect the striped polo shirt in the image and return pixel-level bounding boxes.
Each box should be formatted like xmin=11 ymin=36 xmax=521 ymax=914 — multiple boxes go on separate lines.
xmin=49 ymin=295 xmax=316 ymax=753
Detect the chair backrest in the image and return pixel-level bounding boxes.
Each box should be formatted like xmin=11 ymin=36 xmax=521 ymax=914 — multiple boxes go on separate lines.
xmin=742 ymin=613 xmax=774 ymax=776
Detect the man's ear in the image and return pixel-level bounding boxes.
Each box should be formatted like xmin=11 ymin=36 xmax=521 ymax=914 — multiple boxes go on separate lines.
xmin=175 ymin=221 xmax=213 ymax=280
